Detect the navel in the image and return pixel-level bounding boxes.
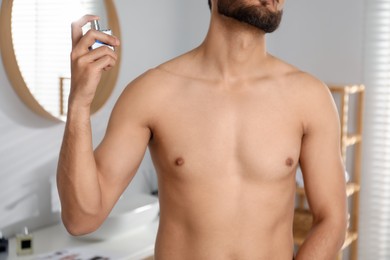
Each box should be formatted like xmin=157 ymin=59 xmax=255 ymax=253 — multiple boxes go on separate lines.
xmin=175 ymin=157 xmax=185 ymax=166
xmin=285 ymin=157 xmax=294 ymax=167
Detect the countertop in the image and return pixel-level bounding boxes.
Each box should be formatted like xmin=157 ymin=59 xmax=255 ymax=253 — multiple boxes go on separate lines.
xmin=3 ymin=220 xmax=158 ymax=260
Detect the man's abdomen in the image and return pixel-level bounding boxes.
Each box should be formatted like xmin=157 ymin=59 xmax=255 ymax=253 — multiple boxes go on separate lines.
xmin=154 ymin=174 xmax=296 ymax=260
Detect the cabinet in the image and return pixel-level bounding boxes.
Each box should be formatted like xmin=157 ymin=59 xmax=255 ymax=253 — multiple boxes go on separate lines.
xmin=293 ymin=85 xmax=365 ymax=260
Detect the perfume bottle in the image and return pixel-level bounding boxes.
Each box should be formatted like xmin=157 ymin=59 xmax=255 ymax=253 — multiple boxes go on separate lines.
xmin=16 ymin=227 xmax=33 ymax=256
xmin=0 ymin=231 xmax=8 ymax=258
xmin=90 ymin=20 xmax=114 ymax=51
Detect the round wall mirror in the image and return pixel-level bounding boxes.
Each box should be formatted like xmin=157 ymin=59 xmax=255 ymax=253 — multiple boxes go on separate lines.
xmin=0 ymin=0 xmax=121 ymax=121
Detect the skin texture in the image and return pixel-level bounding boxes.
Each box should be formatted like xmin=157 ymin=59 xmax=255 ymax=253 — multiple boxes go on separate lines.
xmin=57 ymin=1 xmax=347 ymax=259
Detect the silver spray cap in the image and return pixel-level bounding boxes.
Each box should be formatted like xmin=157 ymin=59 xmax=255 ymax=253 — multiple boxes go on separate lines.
xmin=91 ymin=20 xmax=100 ymax=31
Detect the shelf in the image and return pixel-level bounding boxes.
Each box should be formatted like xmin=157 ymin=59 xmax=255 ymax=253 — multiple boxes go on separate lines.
xmin=293 ymin=209 xmax=358 ymax=249
xmin=296 ymin=182 xmax=360 ymax=197
xmin=345 ymin=134 xmax=362 ymax=147
xmin=346 ymin=182 xmax=361 ymax=196
xmin=329 ymin=85 xmax=365 ymax=94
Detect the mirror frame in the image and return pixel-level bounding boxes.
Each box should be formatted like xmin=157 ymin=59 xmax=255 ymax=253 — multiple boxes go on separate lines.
xmin=0 ymin=0 xmax=121 ymax=121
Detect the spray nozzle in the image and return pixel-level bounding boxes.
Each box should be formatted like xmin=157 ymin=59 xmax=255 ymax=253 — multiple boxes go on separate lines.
xmin=91 ymin=20 xmax=100 ymax=31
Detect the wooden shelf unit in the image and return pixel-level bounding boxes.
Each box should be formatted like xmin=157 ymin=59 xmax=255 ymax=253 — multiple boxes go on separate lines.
xmin=296 ymin=182 xmax=361 ymax=197
xmin=293 ymin=85 xmax=365 ymax=260
xmin=293 ymin=209 xmax=359 ymax=250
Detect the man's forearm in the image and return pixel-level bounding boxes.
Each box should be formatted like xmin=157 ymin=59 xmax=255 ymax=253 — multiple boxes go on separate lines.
xmin=295 ymin=218 xmax=346 ymax=260
xmin=57 ymin=104 xmax=103 ymax=235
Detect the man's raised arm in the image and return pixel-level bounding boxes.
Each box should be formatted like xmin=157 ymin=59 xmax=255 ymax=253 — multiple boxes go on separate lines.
xmin=57 ymin=15 xmax=151 ymax=236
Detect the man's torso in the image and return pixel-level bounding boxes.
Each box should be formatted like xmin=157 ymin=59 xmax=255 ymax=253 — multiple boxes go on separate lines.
xmin=135 ymin=53 xmax=306 ymax=259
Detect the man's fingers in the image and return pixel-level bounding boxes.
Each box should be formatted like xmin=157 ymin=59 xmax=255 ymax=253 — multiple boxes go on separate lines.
xmin=72 ymin=28 xmax=120 ymax=58
xmin=74 ymin=47 xmax=117 ymax=74
xmin=71 ymin=14 xmax=100 ymax=48
xmin=81 ymin=29 xmax=119 ymax=50
xmin=93 ymin=55 xmax=117 ymax=71
xmin=81 ymin=46 xmax=118 ymax=64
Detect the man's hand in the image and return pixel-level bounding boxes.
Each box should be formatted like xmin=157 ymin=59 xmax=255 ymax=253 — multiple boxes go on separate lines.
xmin=69 ymin=15 xmax=120 ymax=108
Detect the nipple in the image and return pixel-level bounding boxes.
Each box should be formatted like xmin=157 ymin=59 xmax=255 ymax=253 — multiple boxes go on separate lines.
xmin=285 ymin=157 xmax=294 ymax=167
xmin=175 ymin=157 xmax=185 ymax=166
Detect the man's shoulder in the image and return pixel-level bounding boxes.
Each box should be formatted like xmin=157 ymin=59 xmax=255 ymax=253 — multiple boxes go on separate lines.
xmin=155 ymin=50 xmax=201 ymax=80
xmin=117 ymin=53 xmax=195 ymax=112
xmin=270 ymin=57 xmax=335 ymax=115
xmin=270 ymin=58 xmax=338 ymax=132
xmin=126 ymin=51 xmax=196 ymax=91
xmin=271 ymin=56 xmax=330 ymax=97
xmin=270 ymin=56 xmax=321 ymax=85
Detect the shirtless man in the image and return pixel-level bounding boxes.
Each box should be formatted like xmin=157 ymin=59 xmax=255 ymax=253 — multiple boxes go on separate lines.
xmin=57 ymin=0 xmax=347 ymax=259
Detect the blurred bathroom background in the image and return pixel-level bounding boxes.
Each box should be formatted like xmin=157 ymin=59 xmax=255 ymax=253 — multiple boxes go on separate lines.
xmin=2 ymin=0 xmax=388 ymax=259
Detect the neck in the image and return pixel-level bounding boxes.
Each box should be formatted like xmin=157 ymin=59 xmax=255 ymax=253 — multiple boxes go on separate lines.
xmin=198 ymin=11 xmax=270 ymax=81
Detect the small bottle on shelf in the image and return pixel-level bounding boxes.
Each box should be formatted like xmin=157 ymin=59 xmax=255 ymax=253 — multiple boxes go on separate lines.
xmin=16 ymin=227 xmax=33 ymax=256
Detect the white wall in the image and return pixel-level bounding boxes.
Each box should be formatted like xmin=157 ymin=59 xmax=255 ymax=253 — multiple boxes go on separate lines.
xmin=0 ymin=0 xmax=366 ymax=253
xmin=0 ymin=0 xmax=210 ymax=237
xmin=268 ymin=0 xmax=365 ymax=84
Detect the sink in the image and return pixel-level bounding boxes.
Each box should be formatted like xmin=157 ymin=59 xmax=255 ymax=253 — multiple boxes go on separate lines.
xmin=78 ymin=193 xmax=159 ymax=241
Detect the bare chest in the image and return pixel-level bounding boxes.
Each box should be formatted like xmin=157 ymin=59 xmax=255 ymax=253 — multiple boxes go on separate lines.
xmin=149 ymin=85 xmax=303 ymax=182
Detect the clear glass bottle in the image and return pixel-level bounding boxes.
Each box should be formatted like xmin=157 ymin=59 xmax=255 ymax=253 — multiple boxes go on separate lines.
xmin=90 ymin=20 xmax=114 ymax=51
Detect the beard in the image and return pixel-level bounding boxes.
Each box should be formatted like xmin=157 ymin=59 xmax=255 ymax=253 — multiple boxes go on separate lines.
xmin=217 ymin=0 xmax=283 ymax=33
